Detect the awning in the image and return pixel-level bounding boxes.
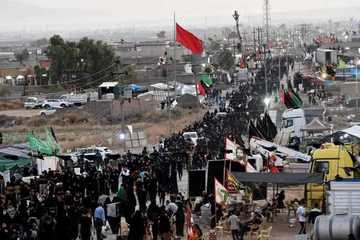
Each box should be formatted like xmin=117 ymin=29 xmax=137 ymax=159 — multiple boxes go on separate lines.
xmin=232 ymin=172 xmax=323 ymax=185
xmin=0 ymin=158 xmax=32 ymax=172
xmin=301 ymin=117 xmax=332 ymax=133
xmin=150 ymin=83 xmax=173 ymax=90
xmin=339 ymin=126 xmax=360 ymax=139
xmin=99 ymin=82 xmax=118 ymax=88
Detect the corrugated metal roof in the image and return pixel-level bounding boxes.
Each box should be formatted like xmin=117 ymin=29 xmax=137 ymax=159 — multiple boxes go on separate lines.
xmin=0 ymin=146 xmax=30 ymax=159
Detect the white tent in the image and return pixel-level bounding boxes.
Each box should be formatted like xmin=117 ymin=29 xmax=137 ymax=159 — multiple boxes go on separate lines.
xmin=339 ymin=126 xmax=360 ymax=139
xmin=16 ymin=75 xmax=25 ymax=80
xmin=150 ymin=83 xmax=173 ymax=90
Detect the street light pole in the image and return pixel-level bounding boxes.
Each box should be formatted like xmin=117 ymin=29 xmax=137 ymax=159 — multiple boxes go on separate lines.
xmin=356 ymin=63 xmax=359 ymax=112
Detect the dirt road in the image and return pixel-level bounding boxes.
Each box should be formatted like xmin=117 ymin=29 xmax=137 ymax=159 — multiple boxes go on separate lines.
xmin=0 ymin=109 xmax=41 ymax=117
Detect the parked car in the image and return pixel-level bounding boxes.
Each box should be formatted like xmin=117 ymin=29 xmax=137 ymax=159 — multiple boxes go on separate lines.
xmin=42 ymin=99 xmax=73 ymax=109
xmin=74 ymin=147 xmax=113 ymax=161
xmin=182 ymin=132 xmax=199 ymax=146
xmin=40 ymin=107 xmax=57 ymax=117
xmin=24 ymin=97 xmax=43 ymax=109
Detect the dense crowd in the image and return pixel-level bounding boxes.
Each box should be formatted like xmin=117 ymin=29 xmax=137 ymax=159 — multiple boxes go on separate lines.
xmin=0 ymin=67 xmax=274 ymax=240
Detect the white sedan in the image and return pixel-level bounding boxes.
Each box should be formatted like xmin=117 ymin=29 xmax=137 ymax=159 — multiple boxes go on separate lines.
xmin=40 ymin=108 xmax=57 ymax=117
xmin=42 ymin=99 xmax=73 ymax=109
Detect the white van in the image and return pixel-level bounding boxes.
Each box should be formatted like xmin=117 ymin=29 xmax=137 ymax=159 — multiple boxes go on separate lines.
xmin=281 ymin=108 xmax=306 ymax=138
xmin=182 ymin=132 xmax=199 ymax=146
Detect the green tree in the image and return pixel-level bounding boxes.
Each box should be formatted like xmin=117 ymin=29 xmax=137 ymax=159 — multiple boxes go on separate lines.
xmin=15 ymin=49 xmax=29 ymax=64
xmin=47 ymin=35 xmax=115 ymax=85
xmin=217 ymin=49 xmax=234 ymax=71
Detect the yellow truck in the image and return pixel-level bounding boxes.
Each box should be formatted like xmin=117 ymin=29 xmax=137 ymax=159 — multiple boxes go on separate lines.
xmin=306 ymin=143 xmax=360 ymax=208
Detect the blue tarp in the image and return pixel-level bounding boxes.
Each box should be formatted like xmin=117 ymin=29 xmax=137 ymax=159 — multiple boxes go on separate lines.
xmin=131 ymin=84 xmax=141 ymax=92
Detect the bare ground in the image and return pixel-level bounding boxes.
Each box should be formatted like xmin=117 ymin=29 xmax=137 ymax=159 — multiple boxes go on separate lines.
xmin=0 ymin=107 xmax=206 ymax=152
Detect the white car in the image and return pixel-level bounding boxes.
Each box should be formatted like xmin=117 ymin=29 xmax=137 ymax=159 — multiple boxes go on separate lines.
xmin=74 ymin=147 xmax=113 ymax=161
xmin=183 ymin=132 xmax=199 ymax=146
xmin=40 ymin=108 xmax=57 ymax=117
xmin=42 ymin=99 xmax=73 ymax=109
xmin=24 ymin=97 xmax=43 ymax=109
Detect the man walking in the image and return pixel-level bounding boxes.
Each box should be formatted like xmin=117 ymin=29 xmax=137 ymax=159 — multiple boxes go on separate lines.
xmin=228 ymin=211 xmax=240 ymax=240
xmin=94 ymin=203 xmax=106 ymax=240
xmin=296 ymin=200 xmax=306 ymax=235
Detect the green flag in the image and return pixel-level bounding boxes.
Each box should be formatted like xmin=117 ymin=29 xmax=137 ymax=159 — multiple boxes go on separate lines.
xmin=27 ymin=128 xmax=61 ymax=156
xmin=337 ymin=59 xmax=347 ymax=69
xmin=200 ymin=74 xmax=213 ymax=87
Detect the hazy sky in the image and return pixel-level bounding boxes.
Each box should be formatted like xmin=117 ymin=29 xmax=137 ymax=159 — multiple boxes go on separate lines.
xmin=13 ymin=0 xmax=360 ymax=20
xmin=1 ymin=0 xmax=360 ymax=32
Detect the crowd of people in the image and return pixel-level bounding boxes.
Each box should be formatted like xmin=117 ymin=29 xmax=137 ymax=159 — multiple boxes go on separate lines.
xmin=0 ymin=67 xmax=270 ymax=240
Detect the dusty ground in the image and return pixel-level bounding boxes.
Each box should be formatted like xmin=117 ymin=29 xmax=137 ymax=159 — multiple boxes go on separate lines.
xmin=0 ymin=109 xmax=41 ymax=117
xmin=0 ymin=106 xmax=206 ymax=152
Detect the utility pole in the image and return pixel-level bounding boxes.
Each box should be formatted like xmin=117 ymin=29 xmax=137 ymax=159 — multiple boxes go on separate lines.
xmin=253 ymin=28 xmax=257 ymax=53
xmin=232 ymin=10 xmax=242 ymax=54
xmin=263 ymin=0 xmax=271 ymax=46
xmin=263 ymin=0 xmax=271 ymax=95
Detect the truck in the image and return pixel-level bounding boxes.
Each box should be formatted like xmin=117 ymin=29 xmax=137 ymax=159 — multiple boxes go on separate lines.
xmin=313 ymin=180 xmax=360 ymax=240
xmin=306 ymin=143 xmax=360 ymax=209
xmin=59 ymin=92 xmax=98 ymax=106
xmin=281 ymin=108 xmax=306 ymax=138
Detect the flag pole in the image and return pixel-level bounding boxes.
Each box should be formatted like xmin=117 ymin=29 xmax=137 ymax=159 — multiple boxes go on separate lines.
xmin=173 ymin=12 xmax=177 ymax=100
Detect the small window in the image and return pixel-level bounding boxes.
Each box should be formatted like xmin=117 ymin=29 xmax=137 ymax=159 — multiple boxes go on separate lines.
xmin=314 ymin=161 xmax=329 ymax=174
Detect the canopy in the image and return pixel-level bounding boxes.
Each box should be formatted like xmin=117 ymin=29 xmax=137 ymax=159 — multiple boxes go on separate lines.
xmin=232 ymin=172 xmax=323 ymax=185
xmin=0 ymin=158 xmax=31 ymax=172
xmin=99 ymin=82 xmax=118 ymax=88
xmin=150 ymin=83 xmax=173 ymax=90
xmin=301 ymin=117 xmax=332 ymax=133
xmin=130 ymin=84 xmax=141 ymax=92
xmin=339 ymin=126 xmax=360 ymax=139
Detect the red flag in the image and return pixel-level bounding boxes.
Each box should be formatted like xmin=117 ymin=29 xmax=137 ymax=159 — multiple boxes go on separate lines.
xmin=176 ymin=23 xmax=203 ymax=55
xmin=197 ymin=82 xmax=206 ymax=96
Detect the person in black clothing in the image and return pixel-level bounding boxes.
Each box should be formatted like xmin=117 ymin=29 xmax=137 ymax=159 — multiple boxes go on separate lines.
xmin=276 ymin=190 xmax=285 ymax=209
xmin=159 ymin=207 xmax=171 ymax=240
xmin=128 ymin=210 xmax=145 ymax=240
xmin=147 ymin=201 xmax=160 ymax=240
xmin=79 ymin=208 xmax=92 ymax=240
xmin=308 ymin=203 xmax=322 ymax=224
xmin=39 ymin=210 xmax=56 ymax=240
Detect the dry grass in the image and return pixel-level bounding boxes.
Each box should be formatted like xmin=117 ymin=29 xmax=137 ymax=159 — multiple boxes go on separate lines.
xmin=0 ymin=100 xmax=23 ymax=111
xmin=0 ymin=103 xmax=207 ymax=151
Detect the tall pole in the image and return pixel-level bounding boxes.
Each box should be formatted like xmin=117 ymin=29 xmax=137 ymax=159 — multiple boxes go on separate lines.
xmin=357 ymin=63 xmax=359 ymax=111
xmin=279 ymin=54 xmax=281 ymax=88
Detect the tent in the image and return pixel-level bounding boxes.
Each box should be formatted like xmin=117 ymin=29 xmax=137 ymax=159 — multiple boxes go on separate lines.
xmin=176 ymin=84 xmax=197 ymax=96
xmin=0 ymin=157 xmax=31 ymax=172
xmin=232 ymin=172 xmax=324 ymax=185
xmin=301 ymin=117 xmax=332 ymax=135
xmin=16 ymin=75 xmax=25 ymax=80
xmin=339 ymin=126 xmax=360 ymax=139
xmin=130 ymin=84 xmax=142 ymax=92
xmin=150 ymin=83 xmax=173 ymax=90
